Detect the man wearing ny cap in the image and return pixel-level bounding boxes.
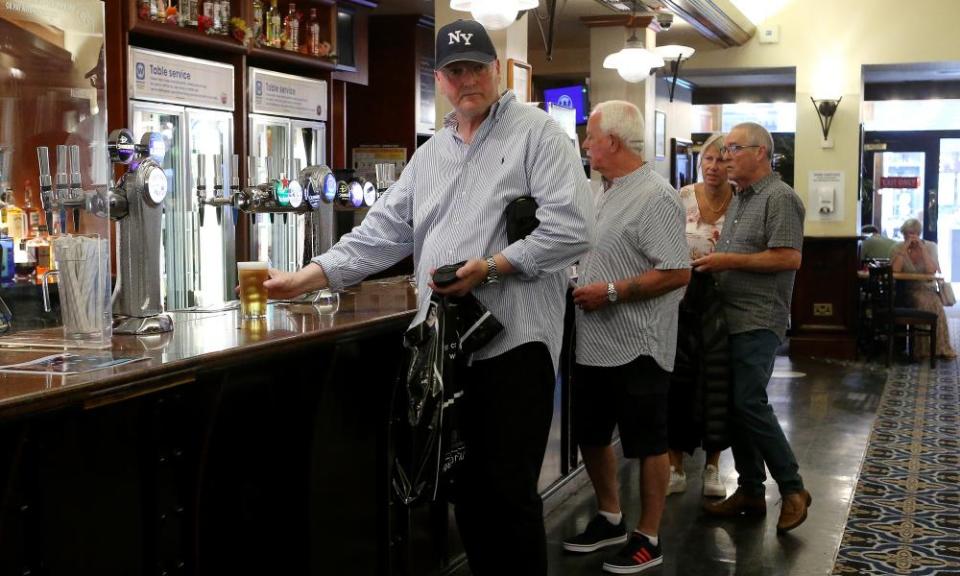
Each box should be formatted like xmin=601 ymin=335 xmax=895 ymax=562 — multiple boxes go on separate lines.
xmin=263 ymin=19 xmax=594 ymax=575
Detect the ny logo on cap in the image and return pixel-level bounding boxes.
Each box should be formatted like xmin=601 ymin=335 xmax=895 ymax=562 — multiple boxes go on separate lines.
xmin=448 ymin=30 xmax=474 ymax=46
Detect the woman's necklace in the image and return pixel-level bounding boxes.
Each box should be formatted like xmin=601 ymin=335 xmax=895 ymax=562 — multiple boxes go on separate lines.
xmin=698 ymin=186 xmax=732 ymax=215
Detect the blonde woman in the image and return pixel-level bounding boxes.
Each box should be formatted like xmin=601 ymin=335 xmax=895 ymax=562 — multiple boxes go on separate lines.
xmin=667 ymin=133 xmax=734 ymax=498
xmin=890 ymin=218 xmax=956 ymax=358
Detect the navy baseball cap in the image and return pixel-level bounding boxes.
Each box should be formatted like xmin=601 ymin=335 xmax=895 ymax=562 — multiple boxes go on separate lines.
xmin=435 ymin=20 xmax=498 ymax=70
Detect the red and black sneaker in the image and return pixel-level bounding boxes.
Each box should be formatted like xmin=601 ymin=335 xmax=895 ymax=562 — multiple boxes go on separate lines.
xmin=602 ymin=532 xmax=663 ymax=574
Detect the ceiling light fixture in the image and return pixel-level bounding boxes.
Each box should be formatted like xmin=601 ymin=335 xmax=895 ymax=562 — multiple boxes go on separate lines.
xmin=653 ymin=44 xmax=695 ymax=101
xmin=603 ymin=29 xmax=664 ymax=83
xmin=451 ymin=0 xmax=539 ymax=31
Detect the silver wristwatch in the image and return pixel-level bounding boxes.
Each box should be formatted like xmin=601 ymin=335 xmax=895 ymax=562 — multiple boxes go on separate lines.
xmin=607 ymin=282 xmax=618 ymax=303
xmin=484 ymin=256 xmax=500 ymax=285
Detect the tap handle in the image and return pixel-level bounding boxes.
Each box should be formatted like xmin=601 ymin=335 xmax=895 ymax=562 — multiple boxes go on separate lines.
xmin=247 ymin=156 xmax=258 ymax=186
xmin=196 ymin=154 xmax=207 ymax=189
xmin=37 ymin=147 xmax=52 ymax=188
xmin=69 ymin=145 xmax=82 ymax=187
xmin=56 ymin=145 xmax=69 ymax=185
xmin=231 ymin=154 xmax=240 ymax=188
xmin=213 ymin=153 xmax=224 ymax=190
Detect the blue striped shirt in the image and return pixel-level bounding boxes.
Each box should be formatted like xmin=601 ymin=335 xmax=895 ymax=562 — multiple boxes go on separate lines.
xmin=314 ymin=91 xmax=595 ymax=367
xmin=575 ymin=163 xmax=689 ymax=371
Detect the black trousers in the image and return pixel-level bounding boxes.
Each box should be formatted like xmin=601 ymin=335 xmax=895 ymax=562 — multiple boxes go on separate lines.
xmin=454 ymin=342 xmax=556 ymax=576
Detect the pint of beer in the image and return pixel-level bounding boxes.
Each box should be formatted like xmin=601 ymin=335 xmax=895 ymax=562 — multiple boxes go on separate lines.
xmin=238 ymin=261 xmax=269 ymax=319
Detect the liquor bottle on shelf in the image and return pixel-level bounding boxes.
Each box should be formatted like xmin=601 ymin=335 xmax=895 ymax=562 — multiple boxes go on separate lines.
xmin=26 ymin=225 xmax=50 ymax=286
xmin=153 ymin=0 xmax=167 ymax=22
xmin=220 ymin=0 xmax=231 ymax=34
xmin=186 ymin=0 xmax=197 ymax=26
xmin=307 ymin=8 xmax=320 ymax=56
xmin=2 ymin=190 xmax=25 ymax=249
xmin=268 ymin=0 xmax=281 ymax=48
xmin=284 ymin=3 xmax=298 ymax=51
xmin=252 ymin=0 xmax=264 ymax=45
xmin=23 ymin=181 xmax=40 ymax=238
xmin=0 ymin=225 xmax=13 ymax=285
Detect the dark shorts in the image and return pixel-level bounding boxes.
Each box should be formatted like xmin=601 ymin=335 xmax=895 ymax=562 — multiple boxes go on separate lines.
xmin=573 ymin=355 xmax=670 ymax=459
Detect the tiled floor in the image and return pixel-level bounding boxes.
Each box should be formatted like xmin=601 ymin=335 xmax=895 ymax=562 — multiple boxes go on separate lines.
xmin=455 ymin=354 xmax=889 ymax=576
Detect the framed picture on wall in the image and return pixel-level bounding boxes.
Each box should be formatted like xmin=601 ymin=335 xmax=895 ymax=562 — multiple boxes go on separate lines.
xmin=655 ymin=110 xmax=667 ymax=159
xmin=507 ymin=59 xmax=532 ymax=104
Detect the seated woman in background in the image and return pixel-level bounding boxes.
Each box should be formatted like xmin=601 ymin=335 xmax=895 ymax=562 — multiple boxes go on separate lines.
xmin=890 ymin=217 xmax=956 ymax=359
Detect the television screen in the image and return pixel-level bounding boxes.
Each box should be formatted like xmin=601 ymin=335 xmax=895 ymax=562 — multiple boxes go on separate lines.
xmin=543 ymin=85 xmax=587 ymax=125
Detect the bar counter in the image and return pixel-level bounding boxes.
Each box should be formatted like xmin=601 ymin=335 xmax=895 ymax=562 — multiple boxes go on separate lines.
xmin=0 ymin=277 xmax=426 ymax=576
xmin=0 ymin=277 xmax=417 ymax=421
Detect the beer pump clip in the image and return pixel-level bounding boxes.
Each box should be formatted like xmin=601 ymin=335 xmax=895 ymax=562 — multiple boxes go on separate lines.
xmin=233 ymin=156 xmax=335 ymax=221
xmin=332 ymin=169 xmax=371 ymax=209
xmin=107 ymin=128 xmax=173 ymax=335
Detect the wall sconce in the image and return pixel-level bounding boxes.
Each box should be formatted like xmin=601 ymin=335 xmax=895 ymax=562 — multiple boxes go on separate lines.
xmin=811 ymin=96 xmax=842 ymax=140
xmin=653 ymin=45 xmax=695 ymax=102
xmin=603 ymin=30 xmax=665 ymax=83
xmin=451 ymin=0 xmax=538 ymax=31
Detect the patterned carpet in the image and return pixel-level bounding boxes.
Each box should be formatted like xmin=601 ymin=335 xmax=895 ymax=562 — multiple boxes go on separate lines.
xmin=832 ymin=354 xmax=960 ymax=575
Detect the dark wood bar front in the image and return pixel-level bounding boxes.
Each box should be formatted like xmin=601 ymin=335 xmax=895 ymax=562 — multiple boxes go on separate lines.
xmin=0 ymin=278 xmax=419 ymax=575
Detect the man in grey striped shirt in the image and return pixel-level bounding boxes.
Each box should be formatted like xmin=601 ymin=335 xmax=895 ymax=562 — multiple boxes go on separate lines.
xmin=693 ymin=122 xmax=811 ymax=534
xmin=264 ymin=19 xmax=593 ymax=576
xmin=563 ymin=101 xmax=689 ymax=574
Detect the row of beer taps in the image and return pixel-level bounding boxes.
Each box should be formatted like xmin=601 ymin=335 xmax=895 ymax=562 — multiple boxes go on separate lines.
xmin=35 ymin=144 xmax=92 ymax=233
xmin=195 ymin=154 xmax=394 ymax=226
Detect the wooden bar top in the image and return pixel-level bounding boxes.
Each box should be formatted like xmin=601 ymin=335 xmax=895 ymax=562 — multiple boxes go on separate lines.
xmin=0 ymin=277 xmax=417 ymax=421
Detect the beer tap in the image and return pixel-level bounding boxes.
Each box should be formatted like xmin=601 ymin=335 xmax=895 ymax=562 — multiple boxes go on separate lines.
xmin=107 ymin=128 xmax=173 ymax=335
xmin=196 ymin=153 xmax=239 ymax=226
xmin=63 ymin=145 xmax=85 ymax=232
xmin=195 ymin=153 xmax=207 ymax=227
xmin=232 ymin=155 xmax=321 ymax=217
xmin=36 ymin=147 xmax=57 ymax=230
xmin=54 ymin=145 xmax=70 ymax=234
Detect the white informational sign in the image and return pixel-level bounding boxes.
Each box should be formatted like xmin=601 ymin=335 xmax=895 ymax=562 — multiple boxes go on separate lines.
xmin=129 ymin=48 xmax=235 ymax=111
xmin=250 ymin=68 xmax=327 ymax=122
xmin=808 ymin=170 xmax=844 ymax=222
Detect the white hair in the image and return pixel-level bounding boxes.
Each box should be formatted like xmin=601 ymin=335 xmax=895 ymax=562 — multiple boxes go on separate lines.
xmin=698 ymin=132 xmax=724 ymax=171
xmin=733 ymin=122 xmax=775 ymax=161
xmin=592 ymin=100 xmax=645 ymax=155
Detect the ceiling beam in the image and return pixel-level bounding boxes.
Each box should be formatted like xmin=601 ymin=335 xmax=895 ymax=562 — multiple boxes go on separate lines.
xmin=579 ymin=14 xmax=658 ymax=29
xmin=658 ymin=0 xmax=754 ymax=47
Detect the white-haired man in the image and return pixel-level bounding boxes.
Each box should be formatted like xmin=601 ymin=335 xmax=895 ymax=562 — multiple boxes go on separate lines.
xmin=693 ymin=121 xmax=811 ymax=533
xmin=562 ymin=100 xmax=690 ymax=573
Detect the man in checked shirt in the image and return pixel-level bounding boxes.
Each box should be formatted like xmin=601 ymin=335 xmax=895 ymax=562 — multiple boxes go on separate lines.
xmin=563 ymin=100 xmax=690 ymax=574
xmin=263 ymin=19 xmax=593 ymax=576
xmin=693 ymin=122 xmax=811 ymax=534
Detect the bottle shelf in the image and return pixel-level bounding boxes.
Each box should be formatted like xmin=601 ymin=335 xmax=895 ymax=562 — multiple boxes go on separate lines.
xmin=130 ymin=19 xmax=248 ymax=54
xmin=248 ymin=45 xmax=337 ymax=71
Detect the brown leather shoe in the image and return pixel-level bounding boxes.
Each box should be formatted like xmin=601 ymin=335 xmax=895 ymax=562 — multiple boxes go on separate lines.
xmin=702 ymin=488 xmax=766 ymax=518
xmin=777 ymin=489 xmax=812 ymax=534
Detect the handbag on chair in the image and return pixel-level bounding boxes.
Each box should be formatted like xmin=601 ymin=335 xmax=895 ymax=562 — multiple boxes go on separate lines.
xmin=937 ymin=279 xmax=956 ymax=306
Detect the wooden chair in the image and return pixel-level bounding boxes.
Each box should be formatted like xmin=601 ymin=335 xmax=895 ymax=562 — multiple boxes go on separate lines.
xmin=866 ymin=263 xmax=937 ymax=368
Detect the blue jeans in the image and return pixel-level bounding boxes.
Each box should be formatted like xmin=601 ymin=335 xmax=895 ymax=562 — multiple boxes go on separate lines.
xmin=728 ymin=329 xmax=804 ymax=496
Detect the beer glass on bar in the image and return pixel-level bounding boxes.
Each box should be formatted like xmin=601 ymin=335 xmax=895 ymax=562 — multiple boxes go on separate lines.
xmin=238 ymin=261 xmax=269 ymax=319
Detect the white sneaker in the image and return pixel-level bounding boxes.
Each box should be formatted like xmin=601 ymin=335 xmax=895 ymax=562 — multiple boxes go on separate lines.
xmin=702 ymin=464 xmax=726 ymax=498
xmin=667 ymin=466 xmax=687 ymax=494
